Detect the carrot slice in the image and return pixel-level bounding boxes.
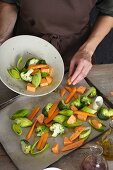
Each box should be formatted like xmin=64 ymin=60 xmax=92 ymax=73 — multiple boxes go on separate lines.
xmin=28 ymin=106 xmax=40 ymax=120
xmin=67 ymin=78 xmax=71 ymax=85
xmin=77 ymin=114 xmax=87 ymax=121
xmin=60 ymin=87 xmax=66 ymax=97
xmin=52 ymin=144 xmax=59 ymax=154
xmin=74 ymin=110 xmax=96 ymax=117
xmin=48 ymin=100 xmax=59 ymax=118
xmin=70 ymin=126 xmax=86 ymax=142
xmin=46 ymin=76 xmax=53 ymax=84
xmin=67 ymin=115 xmax=76 ymax=124
xmin=65 ymin=86 xmax=77 ymax=99
xmin=44 ymin=108 xmax=59 ymax=124
xmin=62 ymin=139 xmax=84 ymax=152
xmin=64 ymin=137 xmax=72 ymax=146
xmin=76 ymin=86 xmax=86 ymax=94
xmin=64 ymin=87 xmax=77 ymax=104
xmin=26 ymin=119 xmax=38 ymax=140
xmin=37 ymin=114 xmax=44 ymax=124
xmin=37 ymin=132 xmax=49 ymax=150
xmin=27 ymin=83 xmax=36 ymax=92
xmin=70 ymin=105 xmax=78 ymax=112
xmin=28 ymin=64 xmax=49 ymax=70
xmin=41 ymin=68 xmax=50 ymax=73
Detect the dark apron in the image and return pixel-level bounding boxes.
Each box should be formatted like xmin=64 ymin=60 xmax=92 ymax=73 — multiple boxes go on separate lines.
xmin=15 ymin=0 xmax=97 ymax=67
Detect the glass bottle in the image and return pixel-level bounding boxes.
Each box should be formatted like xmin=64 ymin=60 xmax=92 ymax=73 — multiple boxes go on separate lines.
xmin=97 ymin=120 xmax=113 ymax=160
xmin=81 ymin=145 xmax=108 ymax=170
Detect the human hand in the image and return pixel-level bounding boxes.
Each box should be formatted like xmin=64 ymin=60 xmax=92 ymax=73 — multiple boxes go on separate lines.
xmin=69 ymin=46 xmax=93 ymax=85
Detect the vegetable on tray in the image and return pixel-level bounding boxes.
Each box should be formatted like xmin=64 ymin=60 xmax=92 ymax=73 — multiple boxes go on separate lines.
xmin=36 ymin=125 xmax=49 ymax=136
xmin=89 ymin=118 xmax=106 ymax=132
xmin=50 ymin=123 xmax=64 ymax=137
xmin=97 ymin=107 xmax=113 ymax=120
xmin=11 ymin=109 xmax=30 ymax=120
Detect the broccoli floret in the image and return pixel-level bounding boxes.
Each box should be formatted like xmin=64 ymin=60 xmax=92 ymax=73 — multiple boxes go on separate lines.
xmin=58 ymin=100 xmax=70 ymax=110
xmin=20 ymin=69 xmax=33 ymax=82
xmin=42 ymin=103 xmax=53 ymax=116
xmin=81 ymin=96 xmax=92 ymax=106
xmin=50 ymin=123 xmax=64 ymax=137
xmin=38 ymin=59 xmax=46 ymax=64
xmin=71 ymin=96 xmax=82 ymax=109
xmin=25 ymin=58 xmax=39 ymax=67
xmin=35 ymin=125 xmax=49 ymax=136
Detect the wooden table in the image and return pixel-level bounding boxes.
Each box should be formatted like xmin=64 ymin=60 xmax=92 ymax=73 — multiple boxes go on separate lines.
xmin=0 ymin=64 xmax=113 ymax=170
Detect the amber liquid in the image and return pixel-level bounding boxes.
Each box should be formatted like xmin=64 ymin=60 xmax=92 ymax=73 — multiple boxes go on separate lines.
xmin=81 ymin=156 xmax=107 ymax=170
xmin=101 ymin=141 xmax=113 ymax=160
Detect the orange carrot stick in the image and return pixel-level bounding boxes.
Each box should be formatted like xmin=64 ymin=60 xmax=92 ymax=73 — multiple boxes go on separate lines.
xmin=76 ymin=86 xmax=86 ymax=94
xmin=44 ymin=108 xmax=59 ymax=124
xmin=28 ymin=64 xmax=49 ymax=70
xmin=48 ymin=100 xmax=59 ymax=118
xmin=37 ymin=132 xmax=49 ymax=150
xmin=70 ymin=126 xmax=86 ymax=142
xmin=26 ymin=119 xmax=38 ymax=140
xmin=70 ymin=105 xmax=78 ymax=112
xmin=62 ymin=139 xmax=84 ymax=152
xmin=67 ymin=78 xmax=71 ymax=85
xmin=74 ymin=110 xmax=96 ymax=117
xmin=28 ymin=106 xmax=40 ymax=120
xmin=77 ymin=114 xmax=87 ymax=121
xmin=60 ymin=87 xmax=66 ymax=97
xmin=52 ymin=144 xmax=59 ymax=154
xmin=65 ymin=86 xmax=77 ymax=99
xmin=64 ymin=87 xmax=77 ymax=104
xmin=64 ymin=137 xmax=72 ymax=146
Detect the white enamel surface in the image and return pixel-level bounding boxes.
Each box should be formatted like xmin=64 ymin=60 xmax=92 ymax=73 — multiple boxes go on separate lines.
xmin=0 ymin=35 xmax=64 ymax=97
xmin=44 ymin=168 xmax=62 ymax=170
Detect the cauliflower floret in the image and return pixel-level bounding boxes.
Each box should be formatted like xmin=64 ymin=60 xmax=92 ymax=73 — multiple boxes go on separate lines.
xmin=50 ymin=123 xmax=64 ymax=137
xmin=20 ymin=69 xmax=33 ymax=82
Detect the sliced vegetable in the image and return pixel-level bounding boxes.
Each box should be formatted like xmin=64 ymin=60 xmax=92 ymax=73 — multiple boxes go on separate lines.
xmin=92 ymin=96 xmax=103 ymax=111
xmin=31 ymin=140 xmax=49 ymax=155
xmin=77 ymin=114 xmax=87 ymax=122
xmin=26 ymin=118 xmax=38 ymax=140
xmin=76 ymin=86 xmax=86 ymax=94
xmin=81 ymin=106 xmax=96 ymax=114
xmin=50 ymin=123 xmax=64 ymax=137
xmin=32 ymin=71 xmax=41 ymax=87
xmin=79 ymin=127 xmax=91 ymax=140
xmin=14 ymin=118 xmax=33 ymax=127
xmin=20 ymin=139 xmax=31 ymax=154
xmin=8 ymin=67 xmax=21 ymax=80
xmin=62 ymin=139 xmax=84 ymax=152
xmin=42 ymin=103 xmax=53 ymax=117
xmin=44 ymin=108 xmax=59 ymax=124
xmin=17 ymin=55 xmax=23 ymax=70
xmin=46 ymin=76 xmax=53 ymax=85
xmin=67 ymin=115 xmax=76 ymax=124
xmin=48 ymin=100 xmax=59 ymax=118
xmin=64 ymin=137 xmax=72 ymax=146
xmin=70 ymin=126 xmax=86 ymax=141
xmin=64 ymin=87 xmax=77 ymax=104
xmin=58 ymin=100 xmax=70 ymax=110
xmin=36 ymin=125 xmax=49 ymax=136
xmin=53 ymin=115 xmax=67 ymax=124
xmin=28 ymin=64 xmax=49 ymax=70
xmin=60 ymin=88 xmax=66 ymax=97
xmin=38 ymin=59 xmax=46 ymax=64
xmin=70 ymin=105 xmax=78 ymax=112
xmin=59 ymin=109 xmax=74 ymax=117
xmin=28 ymin=106 xmax=40 ymax=120
xmin=40 ymin=78 xmax=48 ymax=87
xmin=89 ymin=118 xmax=105 ymax=132
xmin=97 ymin=107 xmax=109 ymax=120
xmin=74 ymin=110 xmax=96 ymax=117
xmin=20 ymin=69 xmax=33 ymax=82
xmin=80 ymin=96 xmax=92 ymax=106
xmin=11 ymin=109 xmax=30 ymax=120
xmin=83 ymin=87 xmax=97 ymax=98
xmin=52 ymin=144 xmax=59 ymax=154
xmin=65 ymin=86 xmax=77 ymax=99
xmin=12 ymin=123 xmax=22 ymax=135
xmin=37 ymin=114 xmax=44 ymax=124
xmin=41 ymin=72 xmax=49 ymax=78
xmin=63 ymin=119 xmax=83 ymax=128
xmin=27 ymin=83 xmax=36 ymax=92
xmin=36 ymin=132 xmax=49 ymax=150
xmin=25 ymin=58 xmax=39 ymax=67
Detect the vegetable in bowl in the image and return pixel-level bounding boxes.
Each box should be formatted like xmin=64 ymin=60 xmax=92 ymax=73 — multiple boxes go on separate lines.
xmin=7 ymin=56 xmax=53 ymax=93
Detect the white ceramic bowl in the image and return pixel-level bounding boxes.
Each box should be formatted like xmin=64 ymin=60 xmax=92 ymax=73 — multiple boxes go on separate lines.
xmin=0 ymin=35 xmax=64 ymax=97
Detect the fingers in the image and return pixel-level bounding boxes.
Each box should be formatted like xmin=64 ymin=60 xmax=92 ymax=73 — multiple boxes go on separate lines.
xmin=68 ymin=57 xmax=76 ymax=77
xmin=71 ymin=61 xmax=92 ymax=85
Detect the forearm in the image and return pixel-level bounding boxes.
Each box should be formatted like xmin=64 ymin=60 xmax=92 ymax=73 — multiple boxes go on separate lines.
xmin=0 ymin=2 xmax=17 ymax=44
xmin=80 ymin=15 xmax=113 ymax=56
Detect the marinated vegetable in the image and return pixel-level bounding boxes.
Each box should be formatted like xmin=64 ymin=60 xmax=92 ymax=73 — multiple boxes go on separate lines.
xmin=81 ymin=106 xmax=96 ymax=114
xmin=59 ymin=109 xmax=74 ymax=117
xmin=79 ymin=127 xmax=91 ymax=140
xmin=97 ymin=107 xmax=113 ymax=120
xmin=50 ymin=123 xmax=64 ymax=137
xmin=80 ymin=96 xmax=92 ymax=106
xmin=58 ymin=100 xmax=70 ymax=110
xmin=25 ymin=58 xmax=39 ymax=67
xmin=89 ymin=118 xmax=105 ymax=132
xmin=35 ymin=125 xmax=49 ymax=136
xmin=20 ymin=69 xmax=33 ymax=82
xmin=32 ymin=71 xmax=41 ymax=87
xmin=11 ymin=109 xmax=30 ymax=120
xmin=12 ymin=123 xmax=22 ymax=135
xmin=42 ymin=103 xmax=53 ymax=117
xmin=71 ymin=96 xmax=82 ymax=109
xmin=14 ymin=118 xmax=33 ymax=127
xmin=8 ymin=67 xmax=21 ymax=80
xmin=53 ymin=115 xmax=67 ymax=124
xmin=21 ymin=139 xmax=31 ymax=154
xmin=63 ymin=119 xmax=83 ymax=128
xmin=83 ymin=87 xmax=97 ymax=98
